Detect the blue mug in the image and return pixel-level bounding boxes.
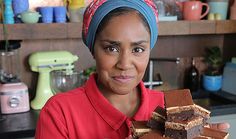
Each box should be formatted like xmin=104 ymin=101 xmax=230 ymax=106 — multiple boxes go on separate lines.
xmin=53 ymin=6 xmax=67 ymax=23
xmin=38 ymin=7 xmax=53 ymax=23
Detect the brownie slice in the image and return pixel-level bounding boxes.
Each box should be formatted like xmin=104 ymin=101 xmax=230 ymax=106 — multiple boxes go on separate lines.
xmin=147 ymin=106 xmax=166 ymax=131
xmin=165 ymin=125 xmax=202 ymax=139
xmin=131 ymin=121 xmax=152 ymax=138
xmin=152 ymin=106 xmax=167 ymax=121
xmin=164 ymin=89 xmax=194 ymax=108
xmin=139 ymin=130 xmax=168 ymax=139
xmin=164 ymin=89 xmax=195 ymax=121
xmin=165 ymin=116 xmax=203 ymax=139
xmin=197 ymin=127 xmax=229 ymax=139
xmin=193 ymin=104 xmax=210 ymax=122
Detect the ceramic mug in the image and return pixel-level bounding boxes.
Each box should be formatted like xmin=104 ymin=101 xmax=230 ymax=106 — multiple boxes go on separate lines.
xmin=182 ymin=1 xmax=210 ymax=20
xmin=38 ymin=7 xmax=53 ymax=23
xmin=53 ymin=6 xmax=67 ymax=23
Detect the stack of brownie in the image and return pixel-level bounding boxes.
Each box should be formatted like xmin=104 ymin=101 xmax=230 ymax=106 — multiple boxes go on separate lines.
xmin=164 ymin=89 xmax=210 ymax=139
xmin=130 ymin=89 xmax=229 ymax=139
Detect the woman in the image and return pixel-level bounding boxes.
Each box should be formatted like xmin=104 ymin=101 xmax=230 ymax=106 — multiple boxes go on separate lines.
xmin=35 ymin=0 xmax=229 ymax=139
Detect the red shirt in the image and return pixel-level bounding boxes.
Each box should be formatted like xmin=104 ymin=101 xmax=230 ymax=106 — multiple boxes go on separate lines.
xmin=35 ymin=74 xmax=164 ymax=139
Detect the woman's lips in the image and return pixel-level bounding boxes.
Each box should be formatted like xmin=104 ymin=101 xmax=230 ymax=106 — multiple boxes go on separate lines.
xmin=113 ymin=75 xmax=134 ymax=83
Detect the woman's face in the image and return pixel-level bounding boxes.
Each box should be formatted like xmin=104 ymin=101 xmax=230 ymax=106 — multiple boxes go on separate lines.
xmin=94 ymin=11 xmax=151 ymax=95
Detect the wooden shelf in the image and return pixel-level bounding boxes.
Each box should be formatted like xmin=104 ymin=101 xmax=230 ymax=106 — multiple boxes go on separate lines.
xmin=1 ymin=20 xmax=236 ymax=40
xmin=0 ymin=23 xmax=82 ymax=40
xmin=159 ymin=20 xmax=236 ymax=36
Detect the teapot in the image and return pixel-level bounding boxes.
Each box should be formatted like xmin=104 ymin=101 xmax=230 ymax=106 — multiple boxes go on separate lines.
xmin=17 ymin=11 xmax=41 ymax=24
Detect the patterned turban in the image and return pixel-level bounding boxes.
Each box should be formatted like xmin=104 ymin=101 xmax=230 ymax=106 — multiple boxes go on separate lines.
xmin=82 ymin=0 xmax=158 ymax=53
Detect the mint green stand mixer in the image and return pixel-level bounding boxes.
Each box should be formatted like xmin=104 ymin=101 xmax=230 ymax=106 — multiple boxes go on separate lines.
xmin=29 ymin=51 xmax=78 ymax=110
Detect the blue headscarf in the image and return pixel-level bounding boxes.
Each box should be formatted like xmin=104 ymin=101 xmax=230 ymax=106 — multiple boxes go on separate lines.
xmin=82 ymin=0 xmax=158 ymax=53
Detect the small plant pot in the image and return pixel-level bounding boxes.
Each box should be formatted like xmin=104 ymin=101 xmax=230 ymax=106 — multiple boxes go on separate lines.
xmin=203 ymin=74 xmax=222 ymax=92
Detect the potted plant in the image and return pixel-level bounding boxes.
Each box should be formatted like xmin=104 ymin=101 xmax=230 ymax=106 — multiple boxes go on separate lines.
xmin=202 ymin=46 xmax=224 ymax=92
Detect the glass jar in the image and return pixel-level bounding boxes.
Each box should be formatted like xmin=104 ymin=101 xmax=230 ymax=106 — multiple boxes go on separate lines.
xmin=0 ymin=41 xmax=21 ymax=83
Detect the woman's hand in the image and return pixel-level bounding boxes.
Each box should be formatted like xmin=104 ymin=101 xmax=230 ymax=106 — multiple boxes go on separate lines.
xmin=209 ymin=122 xmax=230 ymax=131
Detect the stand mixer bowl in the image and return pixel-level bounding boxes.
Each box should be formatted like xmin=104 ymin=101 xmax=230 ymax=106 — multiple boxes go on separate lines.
xmin=50 ymin=70 xmax=87 ymax=94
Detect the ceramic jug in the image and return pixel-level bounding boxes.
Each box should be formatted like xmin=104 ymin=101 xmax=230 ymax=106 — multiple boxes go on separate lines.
xmin=177 ymin=1 xmax=209 ymax=20
xmin=3 ymin=0 xmax=14 ymax=24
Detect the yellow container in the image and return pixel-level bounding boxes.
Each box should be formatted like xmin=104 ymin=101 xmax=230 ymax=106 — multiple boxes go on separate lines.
xmin=68 ymin=0 xmax=85 ymax=9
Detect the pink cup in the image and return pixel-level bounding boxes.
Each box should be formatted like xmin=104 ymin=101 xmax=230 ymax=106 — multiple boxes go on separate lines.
xmin=182 ymin=1 xmax=209 ymax=21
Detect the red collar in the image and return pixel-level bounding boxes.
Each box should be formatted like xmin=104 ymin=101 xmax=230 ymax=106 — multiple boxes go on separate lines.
xmin=84 ymin=74 xmax=150 ymax=130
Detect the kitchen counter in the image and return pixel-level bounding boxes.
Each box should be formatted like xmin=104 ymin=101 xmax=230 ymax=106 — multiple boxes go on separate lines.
xmin=0 ymin=90 xmax=236 ymax=138
xmin=192 ymin=90 xmax=236 ymax=116
xmin=0 ymin=110 xmax=39 ymax=139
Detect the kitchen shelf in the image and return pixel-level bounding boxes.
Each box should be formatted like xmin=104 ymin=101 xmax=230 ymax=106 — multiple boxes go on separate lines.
xmin=0 ymin=23 xmax=82 ymax=40
xmin=159 ymin=20 xmax=236 ymax=36
xmin=1 ymin=20 xmax=236 ymax=40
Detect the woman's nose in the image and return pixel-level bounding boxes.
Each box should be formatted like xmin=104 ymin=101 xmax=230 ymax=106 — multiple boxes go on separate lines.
xmin=116 ymin=51 xmax=132 ymax=70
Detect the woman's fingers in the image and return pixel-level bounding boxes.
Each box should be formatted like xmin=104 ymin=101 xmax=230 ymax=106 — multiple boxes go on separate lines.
xmin=209 ymin=123 xmax=230 ymax=131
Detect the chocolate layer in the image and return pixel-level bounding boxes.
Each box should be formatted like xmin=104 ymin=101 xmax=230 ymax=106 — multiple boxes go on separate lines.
xmin=165 ymin=116 xmax=203 ymax=130
xmin=166 ymin=105 xmax=193 ymax=114
xmin=131 ymin=121 xmax=151 ymax=138
xmin=165 ymin=124 xmax=202 ymax=139
xmin=164 ymin=89 xmax=193 ymax=108
xmin=152 ymin=106 xmax=167 ymax=120
xmin=140 ymin=130 xmax=167 ymax=139
xmin=193 ymin=104 xmax=210 ymax=120
xmin=167 ymin=109 xmax=194 ymax=121
xmin=147 ymin=118 xmax=165 ymax=131
xmin=200 ymin=127 xmax=229 ymax=139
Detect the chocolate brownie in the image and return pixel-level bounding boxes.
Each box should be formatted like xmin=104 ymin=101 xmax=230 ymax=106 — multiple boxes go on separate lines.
xmin=139 ymin=130 xmax=168 ymax=139
xmin=147 ymin=106 xmax=166 ymax=131
xmin=164 ymin=89 xmax=195 ymax=121
xmin=131 ymin=121 xmax=152 ymax=138
xmin=198 ymin=127 xmax=229 ymax=139
xmin=165 ymin=115 xmax=203 ymax=139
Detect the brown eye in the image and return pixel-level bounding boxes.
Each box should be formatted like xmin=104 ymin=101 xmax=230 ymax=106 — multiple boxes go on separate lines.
xmin=104 ymin=45 xmax=119 ymax=52
xmin=132 ymin=47 xmax=145 ymax=53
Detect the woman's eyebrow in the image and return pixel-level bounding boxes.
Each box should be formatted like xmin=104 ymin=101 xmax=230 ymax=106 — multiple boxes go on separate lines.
xmin=100 ymin=39 xmax=121 ymax=45
xmin=132 ymin=40 xmax=149 ymax=45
